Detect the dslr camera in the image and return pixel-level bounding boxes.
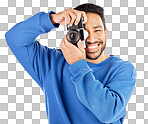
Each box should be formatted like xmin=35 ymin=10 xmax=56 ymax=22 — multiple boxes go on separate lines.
xmin=65 ymin=16 xmax=87 ymax=48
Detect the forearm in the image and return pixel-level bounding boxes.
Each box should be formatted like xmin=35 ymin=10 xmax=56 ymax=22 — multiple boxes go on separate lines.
xmin=68 ymin=59 xmax=136 ymax=123
xmin=5 ymin=11 xmax=59 ymax=47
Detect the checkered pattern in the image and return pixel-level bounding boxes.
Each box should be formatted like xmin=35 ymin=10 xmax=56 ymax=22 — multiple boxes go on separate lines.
xmin=0 ymin=0 xmax=147 ymax=124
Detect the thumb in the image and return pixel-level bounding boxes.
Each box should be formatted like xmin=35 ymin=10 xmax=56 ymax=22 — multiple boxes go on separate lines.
xmin=77 ymin=40 xmax=85 ymax=52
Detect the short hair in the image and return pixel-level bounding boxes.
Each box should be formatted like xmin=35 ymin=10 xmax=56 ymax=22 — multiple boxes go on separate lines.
xmin=74 ymin=3 xmax=106 ymax=30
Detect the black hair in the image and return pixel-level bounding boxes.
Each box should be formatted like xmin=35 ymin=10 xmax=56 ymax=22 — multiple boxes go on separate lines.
xmin=74 ymin=3 xmax=106 ymax=29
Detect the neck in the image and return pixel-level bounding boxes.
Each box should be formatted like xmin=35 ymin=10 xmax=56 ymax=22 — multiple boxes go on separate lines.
xmin=86 ymin=52 xmax=110 ymax=64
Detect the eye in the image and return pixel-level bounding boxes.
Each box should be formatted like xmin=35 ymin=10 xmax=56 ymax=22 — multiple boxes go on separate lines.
xmin=94 ymin=30 xmax=101 ymax=32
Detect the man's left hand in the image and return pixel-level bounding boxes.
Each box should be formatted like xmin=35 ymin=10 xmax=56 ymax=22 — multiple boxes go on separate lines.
xmin=60 ymin=35 xmax=86 ymax=65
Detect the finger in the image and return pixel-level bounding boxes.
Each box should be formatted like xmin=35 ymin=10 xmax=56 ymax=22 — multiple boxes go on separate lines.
xmin=74 ymin=12 xmax=81 ymax=25
xmin=77 ymin=40 xmax=85 ymax=52
xmin=68 ymin=12 xmax=77 ymax=26
xmin=63 ymin=12 xmax=71 ymax=25
xmin=73 ymin=9 xmax=87 ymax=22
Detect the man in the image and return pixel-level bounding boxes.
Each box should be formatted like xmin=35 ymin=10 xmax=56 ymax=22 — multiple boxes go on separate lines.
xmin=5 ymin=3 xmax=136 ymax=124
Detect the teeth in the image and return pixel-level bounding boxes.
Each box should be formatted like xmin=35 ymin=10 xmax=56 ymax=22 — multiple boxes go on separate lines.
xmin=88 ymin=45 xmax=98 ymax=49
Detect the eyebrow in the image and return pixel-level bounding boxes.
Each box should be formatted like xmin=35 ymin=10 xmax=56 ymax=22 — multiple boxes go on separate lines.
xmin=85 ymin=25 xmax=102 ymax=30
xmin=93 ymin=25 xmax=102 ymax=29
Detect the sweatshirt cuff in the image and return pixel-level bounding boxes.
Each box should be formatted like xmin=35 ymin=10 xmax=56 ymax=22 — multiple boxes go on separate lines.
xmin=40 ymin=11 xmax=60 ymax=32
xmin=68 ymin=59 xmax=93 ymax=75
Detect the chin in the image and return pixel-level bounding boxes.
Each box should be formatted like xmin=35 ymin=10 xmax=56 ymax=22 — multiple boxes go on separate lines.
xmin=86 ymin=52 xmax=102 ymax=60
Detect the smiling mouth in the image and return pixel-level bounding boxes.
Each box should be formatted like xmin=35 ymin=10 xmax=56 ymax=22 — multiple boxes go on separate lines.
xmin=85 ymin=43 xmax=101 ymax=53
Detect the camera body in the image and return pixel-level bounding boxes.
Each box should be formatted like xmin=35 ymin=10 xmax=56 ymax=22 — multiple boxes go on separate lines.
xmin=65 ymin=16 xmax=87 ymax=48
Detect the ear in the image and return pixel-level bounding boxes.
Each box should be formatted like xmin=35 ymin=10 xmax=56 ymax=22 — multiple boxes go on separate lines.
xmin=105 ymin=28 xmax=108 ymax=40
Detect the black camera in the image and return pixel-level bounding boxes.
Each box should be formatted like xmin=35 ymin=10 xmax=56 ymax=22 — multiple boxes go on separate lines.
xmin=66 ymin=16 xmax=87 ymax=48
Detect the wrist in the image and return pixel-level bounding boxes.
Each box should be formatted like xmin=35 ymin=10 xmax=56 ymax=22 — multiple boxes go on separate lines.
xmin=50 ymin=13 xmax=57 ymax=25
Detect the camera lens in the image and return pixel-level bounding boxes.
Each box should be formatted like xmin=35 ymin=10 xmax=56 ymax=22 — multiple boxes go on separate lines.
xmin=67 ymin=29 xmax=80 ymax=44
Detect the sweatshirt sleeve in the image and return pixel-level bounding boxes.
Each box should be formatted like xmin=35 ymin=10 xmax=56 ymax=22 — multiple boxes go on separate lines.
xmin=68 ymin=59 xmax=137 ymax=123
xmin=5 ymin=11 xmax=60 ymax=91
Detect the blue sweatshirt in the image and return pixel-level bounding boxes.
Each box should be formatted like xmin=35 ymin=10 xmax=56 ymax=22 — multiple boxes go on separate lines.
xmin=5 ymin=11 xmax=137 ymax=124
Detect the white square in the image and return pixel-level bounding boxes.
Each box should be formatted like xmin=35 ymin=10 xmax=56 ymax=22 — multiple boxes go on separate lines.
xmin=104 ymin=7 xmax=112 ymax=15
xmin=137 ymin=71 xmax=144 ymax=79
xmin=112 ymin=15 xmax=120 ymax=23
xmin=56 ymin=25 xmax=64 ymax=31
xmin=112 ymin=31 xmax=120 ymax=39
xmin=136 ymin=55 xmax=144 ymax=63
xmin=48 ymin=31 xmax=56 ymax=39
xmin=106 ymin=39 xmax=112 ymax=47
xmin=8 ymin=55 xmax=16 ymax=63
xmin=136 ymin=119 xmax=144 ymax=124
xmin=136 ymin=7 xmax=144 ymax=15
xmin=112 ymin=47 xmax=120 ymax=55
xmin=144 ymin=0 xmax=148 ymax=7
xmin=8 ymin=71 xmax=16 ymax=79
xmin=40 ymin=7 xmax=49 ymax=13
xmin=8 ymin=103 xmax=16 ymax=111
xmin=32 ymin=95 xmax=40 ymax=103
xmin=120 ymin=23 xmax=128 ymax=31
xmin=16 ymin=79 xmax=24 ymax=87
xmin=0 ymin=31 xmax=6 ymax=39
xmin=64 ymin=0 xmax=72 ymax=7
xmin=0 ymin=79 xmax=8 ymax=87
xmin=40 ymin=39 xmax=48 ymax=47
xmin=144 ymin=15 xmax=148 ymax=23
xmin=16 ymin=95 xmax=24 ymax=103
xmin=16 ymin=0 xmax=24 ymax=7
xmin=0 ymin=47 xmax=8 ymax=55
xmin=144 ymin=31 xmax=148 ymax=39
xmin=16 ymin=63 xmax=24 ymax=71
xmin=16 ymin=111 xmax=24 ymax=119
xmin=136 ymin=103 xmax=144 ymax=111
xmin=8 ymin=120 xmax=16 ymax=124
xmin=8 ymin=23 xmax=17 ymax=30
xmin=16 ymin=15 xmax=24 ymax=23
xmin=0 ymin=15 xmax=8 ymax=23
xmin=8 ymin=7 xmax=16 ymax=15
xmin=136 ymin=87 xmax=144 ymax=95
xmin=32 ymin=79 xmax=40 ymax=87
xmin=0 ymin=63 xmax=8 ymax=71
xmin=128 ymin=31 xmax=136 ymax=39
xmin=128 ymin=47 xmax=136 ymax=55
xmin=24 ymin=87 xmax=32 ymax=95
xmin=80 ymin=0 xmax=89 ymax=4
xmin=48 ymin=0 xmax=56 ymax=7
xmin=144 ymin=111 xmax=148 ymax=119
xmin=24 ymin=103 xmax=32 ymax=111
xmin=32 ymin=111 xmax=40 ymax=119
xmin=0 ymin=0 xmax=8 ymax=7
xmin=56 ymin=7 xmax=64 ymax=13
xmin=56 ymin=39 xmax=61 ymax=47
xmin=128 ymin=111 xmax=136 ymax=119
xmin=129 ymin=95 xmax=136 ymax=103
xmin=128 ymin=0 xmax=136 ymax=7
xmin=24 ymin=7 xmax=32 ymax=15
xmin=112 ymin=0 xmax=120 ymax=7
xmin=120 ymin=39 xmax=128 ymax=47
xmin=32 ymin=0 xmax=40 ymax=7
xmin=144 ymin=47 xmax=148 ymax=55
xmin=144 ymin=79 xmax=148 ymax=87
xmin=128 ymin=15 xmax=136 ymax=23
xmin=96 ymin=0 xmax=104 ymax=7
xmin=40 ymin=120 xmax=48 ymax=124
xmin=106 ymin=23 xmax=112 ymax=31
xmin=0 ymin=95 xmax=8 ymax=103
xmin=120 ymin=7 xmax=128 ymax=15
xmin=136 ymin=23 xmax=144 ymax=31
xmin=144 ymin=95 xmax=148 ymax=103
xmin=24 ymin=71 xmax=32 ymax=79
xmin=24 ymin=120 xmax=32 ymax=124
xmin=120 ymin=55 xmax=128 ymax=61
xmin=136 ymin=39 xmax=144 ymax=47
xmin=40 ymin=103 xmax=46 ymax=111
xmin=0 ymin=111 xmax=8 ymax=119
xmin=8 ymin=87 xmax=16 ymax=95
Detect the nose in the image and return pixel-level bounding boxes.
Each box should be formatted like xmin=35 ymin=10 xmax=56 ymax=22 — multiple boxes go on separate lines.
xmin=85 ymin=32 xmax=96 ymax=44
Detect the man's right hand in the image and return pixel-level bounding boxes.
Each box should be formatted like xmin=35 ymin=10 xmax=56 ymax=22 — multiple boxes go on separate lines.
xmin=50 ymin=8 xmax=87 ymax=26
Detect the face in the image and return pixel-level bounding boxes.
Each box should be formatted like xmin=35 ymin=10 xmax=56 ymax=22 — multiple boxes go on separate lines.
xmin=84 ymin=13 xmax=108 ymax=60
